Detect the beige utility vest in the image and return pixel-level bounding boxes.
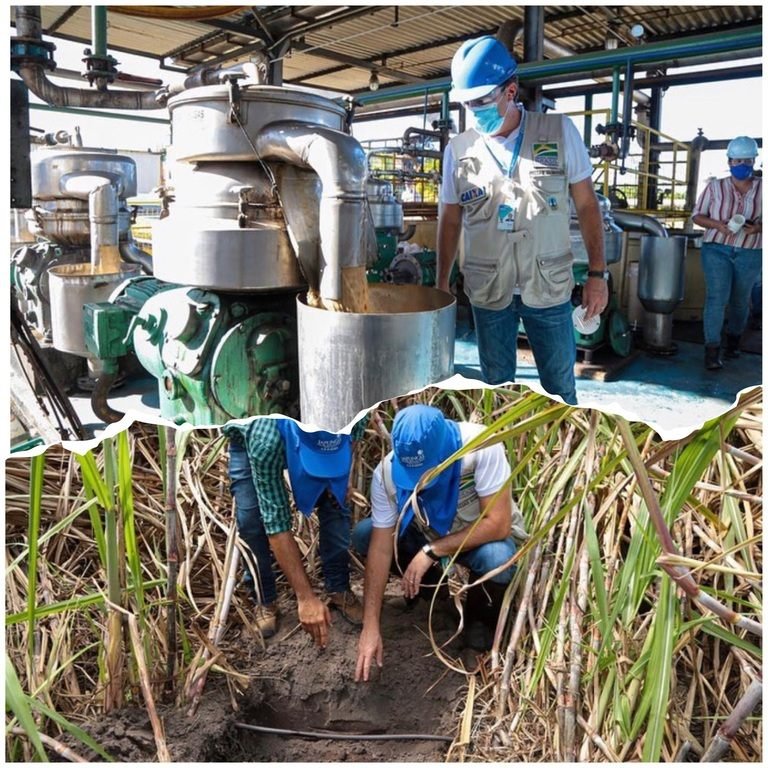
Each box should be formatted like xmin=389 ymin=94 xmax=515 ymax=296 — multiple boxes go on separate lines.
xmin=381 ymin=454 xmax=528 ymax=542
xmin=449 ymin=110 xmax=574 ymax=310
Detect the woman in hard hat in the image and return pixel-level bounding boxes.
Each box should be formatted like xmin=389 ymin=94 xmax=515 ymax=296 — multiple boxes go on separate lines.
xmin=692 ymin=136 xmax=762 ymax=370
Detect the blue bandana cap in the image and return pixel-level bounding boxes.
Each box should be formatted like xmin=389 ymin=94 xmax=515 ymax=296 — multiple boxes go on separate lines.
xmin=391 ymin=405 xmax=457 ymax=490
xmin=296 ymin=428 xmax=352 ymax=479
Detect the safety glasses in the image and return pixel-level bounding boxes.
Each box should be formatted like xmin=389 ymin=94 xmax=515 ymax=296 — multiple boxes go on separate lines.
xmin=729 ymin=158 xmax=755 ymax=165
xmin=464 ymin=82 xmax=506 ymax=110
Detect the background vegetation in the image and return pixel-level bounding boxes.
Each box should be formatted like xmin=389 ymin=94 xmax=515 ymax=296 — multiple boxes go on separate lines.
xmin=5 ymin=386 xmax=762 ymax=761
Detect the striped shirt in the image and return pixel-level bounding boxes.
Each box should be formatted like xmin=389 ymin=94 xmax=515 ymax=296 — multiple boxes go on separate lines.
xmin=222 ymin=417 xmax=367 ymax=535
xmin=692 ymin=175 xmax=762 ymax=249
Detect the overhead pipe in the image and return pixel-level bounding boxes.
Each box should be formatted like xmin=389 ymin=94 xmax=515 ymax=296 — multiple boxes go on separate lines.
xmin=612 ymin=210 xmax=668 ymax=238
xmin=353 ymin=26 xmax=762 ymax=107
xmin=254 ymin=121 xmax=374 ymax=302
xmin=13 ymin=6 xmax=166 ymax=110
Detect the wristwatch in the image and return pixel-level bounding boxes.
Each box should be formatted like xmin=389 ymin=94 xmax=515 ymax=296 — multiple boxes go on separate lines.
xmin=421 ymin=543 xmax=441 ymax=562
xmin=587 ymin=269 xmax=610 ymax=280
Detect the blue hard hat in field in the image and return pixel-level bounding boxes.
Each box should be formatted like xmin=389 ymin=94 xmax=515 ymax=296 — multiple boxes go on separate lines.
xmin=449 ymin=35 xmax=518 ymax=103
xmin=726 ymin=136 xmax=759 ymax=159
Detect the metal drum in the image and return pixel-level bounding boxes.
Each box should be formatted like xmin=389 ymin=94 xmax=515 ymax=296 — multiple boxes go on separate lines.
xmin=638 ymin=236 xmax=687 ymax=314
xmin=27 ymin=147 xmax=136 ymax=245
xmin=297 ymin=285 xmax=456 ymax=430
xmin=167 ymin=85 xmax=347 ymax=162
xmin=48 ymin=262 xmax=141 ymax=355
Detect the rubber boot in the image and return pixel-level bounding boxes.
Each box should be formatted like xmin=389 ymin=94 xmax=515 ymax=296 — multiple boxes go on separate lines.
xmin=724 ymin=334 xmax=741 ymax=359
xmin=704 ymin=344 xmax=723 ymax=370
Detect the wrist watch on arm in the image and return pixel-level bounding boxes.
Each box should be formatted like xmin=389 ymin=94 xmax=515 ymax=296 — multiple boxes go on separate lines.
xmin=587 ymin=269 xmax=610 ymax=280
xmin=421 ymin=543 xmax=441 ymax=562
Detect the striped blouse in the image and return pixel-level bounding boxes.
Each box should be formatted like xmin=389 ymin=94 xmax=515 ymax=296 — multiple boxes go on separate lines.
xmin=692 ymin=175 xmax=762 ymax=249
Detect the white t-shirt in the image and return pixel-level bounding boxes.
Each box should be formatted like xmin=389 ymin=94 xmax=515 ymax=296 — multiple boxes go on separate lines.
xmin=370 ymin=422 xmax=511 ymax=529
xmin=440 ymin=108 xmax=593 ymax=205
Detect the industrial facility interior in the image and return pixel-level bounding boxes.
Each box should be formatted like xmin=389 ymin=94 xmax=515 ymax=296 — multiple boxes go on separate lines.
xmin=9 ymin=4 xmax=763 ymax=449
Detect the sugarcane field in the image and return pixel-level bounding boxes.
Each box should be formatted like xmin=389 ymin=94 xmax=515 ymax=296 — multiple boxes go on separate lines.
xmin=5 ymin=386 xmax=762 ymax=762
xmin=7 ymin=4 xmax=765 ymax=765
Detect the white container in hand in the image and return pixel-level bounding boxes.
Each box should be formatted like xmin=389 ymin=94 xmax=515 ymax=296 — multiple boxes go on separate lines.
xmin=727 ymin=214 xmax=746 ymax=233
xmin=572 ymin=305 xmax=601 ymax=335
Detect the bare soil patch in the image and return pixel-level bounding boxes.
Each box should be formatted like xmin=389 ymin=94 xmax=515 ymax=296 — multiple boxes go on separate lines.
xmin=77 ymin=581 xmax=468 ymax=762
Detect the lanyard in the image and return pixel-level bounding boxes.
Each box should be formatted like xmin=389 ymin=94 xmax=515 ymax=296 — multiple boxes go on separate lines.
xmin=483 ymin=107 xmax=527 ymax=178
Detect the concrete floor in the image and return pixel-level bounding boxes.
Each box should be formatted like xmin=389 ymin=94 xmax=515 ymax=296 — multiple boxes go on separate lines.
xmin=454 ymin=318 xmax=762 ymax=439
xmin=13 ymin=316 xmax=764 ymax=448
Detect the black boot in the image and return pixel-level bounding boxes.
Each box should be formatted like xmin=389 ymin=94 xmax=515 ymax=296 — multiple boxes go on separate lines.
xmin=460 ymin=578 xmax=509 ymax=669
xmin=724 ymin=334 xmax=741 ymax=359
xmin=704 ymin=344 xmax=723 ymax=370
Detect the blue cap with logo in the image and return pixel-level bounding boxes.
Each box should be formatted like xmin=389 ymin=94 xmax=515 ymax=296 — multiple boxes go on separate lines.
xmin=391 ymin=405 xmax=458 ymax=490
xmin=298 ymin=429 xmax=352 ymax=479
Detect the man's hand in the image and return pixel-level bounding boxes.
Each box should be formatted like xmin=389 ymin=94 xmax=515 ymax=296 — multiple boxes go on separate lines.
xmin=297 ymin=594 xmax=332 ymax=648
xmin=355 ymin=626 xmax=384 ymax=682
xmin=582 ymin=276 xmax=609 ymax=320
xmin=401 ymin=550 xmax=434 ymax=600
xmin=743 ymin=221 xmax=762 ymax=236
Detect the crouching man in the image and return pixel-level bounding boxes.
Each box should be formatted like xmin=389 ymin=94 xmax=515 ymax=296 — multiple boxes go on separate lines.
xmin=353 ymin=404 xmax=525 ymax=680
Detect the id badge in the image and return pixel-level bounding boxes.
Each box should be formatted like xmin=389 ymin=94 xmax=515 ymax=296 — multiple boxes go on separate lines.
xmin=497 ymin=203 xmax=516 ymax=231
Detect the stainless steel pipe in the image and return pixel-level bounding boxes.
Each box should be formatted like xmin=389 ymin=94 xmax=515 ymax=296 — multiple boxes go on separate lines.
xmin=297 ymin=285 xmax=456 ymax=430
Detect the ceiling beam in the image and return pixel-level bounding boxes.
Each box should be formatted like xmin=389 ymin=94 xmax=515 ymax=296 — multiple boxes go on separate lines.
xmin=46 ymin=6 xmax=81 ymax=34
xmin=290 ymin=41 xmax=426 ymax=84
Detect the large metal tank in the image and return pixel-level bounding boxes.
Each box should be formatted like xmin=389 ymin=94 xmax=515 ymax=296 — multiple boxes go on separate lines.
xmin=167 ymin=85 xmax=347 ymax=162
xmin=152 ymin=161 xmax=304 ymax=290
xmin=297 ymin=284 xmax=456 ymax=430
xmin=638 ymin=235 xmax=687 ymax=353
xmin=638 ymin=236 xmax=687 ymax=314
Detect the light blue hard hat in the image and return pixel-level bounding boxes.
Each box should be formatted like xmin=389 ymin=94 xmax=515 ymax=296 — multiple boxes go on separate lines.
xmin=449 ymin=35 xmax=518 ymax=103
xmin=726 ymin=136 xmax=759 ymax=159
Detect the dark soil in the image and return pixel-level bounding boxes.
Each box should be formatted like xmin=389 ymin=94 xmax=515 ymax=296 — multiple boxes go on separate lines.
xmin=76 ymin=579 xmax=469 ymax=762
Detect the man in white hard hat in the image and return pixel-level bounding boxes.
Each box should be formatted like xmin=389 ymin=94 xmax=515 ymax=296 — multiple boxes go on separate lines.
xmin=437 ymin=35 xmax=608 ymax=405
xmin=692 ymin=135 xmax=762 ymax=369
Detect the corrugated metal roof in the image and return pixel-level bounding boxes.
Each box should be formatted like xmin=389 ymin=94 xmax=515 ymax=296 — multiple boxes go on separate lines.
xmin=22 ymin=5 xmax=763 ymax=95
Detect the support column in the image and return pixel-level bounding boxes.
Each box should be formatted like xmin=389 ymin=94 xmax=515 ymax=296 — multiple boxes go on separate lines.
xmin=523 ymin=6 xmax=545 ymax=112
xmin=646 ymin=86 xmax=663 ymax=210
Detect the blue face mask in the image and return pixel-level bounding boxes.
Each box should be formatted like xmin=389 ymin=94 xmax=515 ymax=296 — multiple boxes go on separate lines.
xmin=730 ymin=164 xmax=754 ymax=181
xmin=469 ymin=102 xmax=505 ymax=135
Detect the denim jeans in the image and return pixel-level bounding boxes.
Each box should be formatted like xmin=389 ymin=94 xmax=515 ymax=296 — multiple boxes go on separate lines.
xmin=700 ymin=243 xmax=763 ymax=344
xmin=228 ymin=441 xmax=351 ymax=604
xmin=351 ymin=518 xmax=517 ymax=585
xmin=472 ymin=296 xmax=577 ymax=405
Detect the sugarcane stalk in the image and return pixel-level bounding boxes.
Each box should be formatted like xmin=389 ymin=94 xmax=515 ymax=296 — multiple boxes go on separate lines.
xmin=163 ymin=427 xmax=179 ymax=699
xmin=101 ymin=438 xmax=124 ymax=712
xmin=616 ymin=418 xmax=762 ymax=638
xmin=564 ymin=545 xmax=589 ymax=761
xmin=185 ymin=519 xmax=240 ymax=714
xmin=700 ymin=680 xmax=762 ymax=761
xmin=11 ymin=727 xmax=88 ymax=762
xmin=127 ymin=613 xmax=171 ymax=762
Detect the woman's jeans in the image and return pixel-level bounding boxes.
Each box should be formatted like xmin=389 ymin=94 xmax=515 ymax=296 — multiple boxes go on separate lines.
xmin=228 ymin=441 xmax=351 ymax=605
xmin=472 ymin=296 xmax=577 ymax=405
xmin=701 ymin=243 xmax=762 ymax=345
xmin=351 ymin=518 xmax=517 ymax=585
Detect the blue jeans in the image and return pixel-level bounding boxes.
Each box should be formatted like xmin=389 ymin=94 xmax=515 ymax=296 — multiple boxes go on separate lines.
xmin=228 ymin=441 xmax=351 ymax=605
xmin=701 ymin=243 xmax=763 ymax=344
xmin=472 ymin=296 xmax=577 ymax=405
xmin=351 ymin=518 xmax=517 ymax=585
